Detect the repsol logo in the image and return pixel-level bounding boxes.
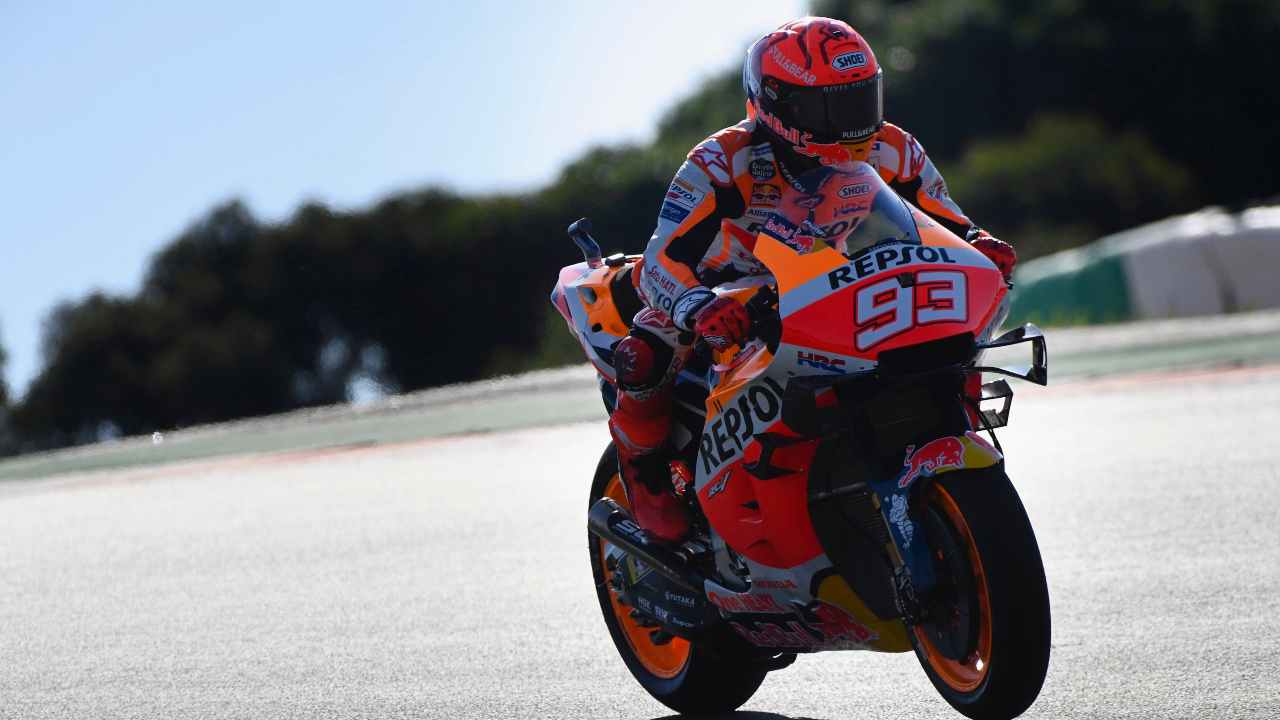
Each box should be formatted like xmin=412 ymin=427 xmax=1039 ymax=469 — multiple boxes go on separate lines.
xmin=699 ymin=377 xmax=787 ymax=474
xmin=828 ymin=244 xmax=958 ymax=289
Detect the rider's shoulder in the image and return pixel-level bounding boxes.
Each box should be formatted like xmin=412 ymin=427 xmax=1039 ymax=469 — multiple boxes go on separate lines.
xmin=685 ymin=119 xmax=757 ymax=186
xmin=873 ymin=122 xmax=930 ymax=181
xmin=876 ymin=121 xmax=910 ymax=148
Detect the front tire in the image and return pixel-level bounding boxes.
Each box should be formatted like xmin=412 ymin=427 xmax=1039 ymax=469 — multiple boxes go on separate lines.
xmin=588 ymin=444 xmax=767 ymax=715
xmin=911 ymin=468 xmax=1051 ymax=719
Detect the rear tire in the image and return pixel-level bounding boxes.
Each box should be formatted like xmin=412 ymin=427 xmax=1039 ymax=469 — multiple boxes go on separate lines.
xmin=911 ymin=467 xmax=1051 ymax=720
xmin=588 ymin=444 xmax=767 ymax=715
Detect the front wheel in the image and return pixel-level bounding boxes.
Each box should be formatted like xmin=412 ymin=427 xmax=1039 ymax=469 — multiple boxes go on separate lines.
xmin=588 ymin=444 xmax=767 ymax=715
xmin=911 ymin=468 xmax=1051 ymax=720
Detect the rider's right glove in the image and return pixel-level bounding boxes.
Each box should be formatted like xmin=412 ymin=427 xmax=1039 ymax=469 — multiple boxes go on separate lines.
xmin=967 ymin=227 xmax=1017 ymax=281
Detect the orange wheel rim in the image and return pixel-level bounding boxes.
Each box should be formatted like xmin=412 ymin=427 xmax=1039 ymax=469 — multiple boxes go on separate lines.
xmin=598 ymin=473 xmax=692 ymax=679
xmin=913 ymin=484 xmax=993 ymax=692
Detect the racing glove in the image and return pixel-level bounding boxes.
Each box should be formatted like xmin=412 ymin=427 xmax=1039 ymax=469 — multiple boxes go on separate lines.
xmin=673 ymin=289 xmax=750 ymax=351
xmin=694 ymin=296 xmax=751 ymax=351
xmin=967 ymin=227 xmax=1017 ymax=281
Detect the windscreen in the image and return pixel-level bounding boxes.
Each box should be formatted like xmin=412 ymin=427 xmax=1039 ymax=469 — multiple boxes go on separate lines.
xmin=836 ymin=182 xmax=922 ymax=258
xmin=761 ymin=162 xmax=923 ymax=258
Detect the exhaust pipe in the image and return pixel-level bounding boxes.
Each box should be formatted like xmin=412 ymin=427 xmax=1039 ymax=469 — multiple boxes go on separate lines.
xmin=588 ymin=498 xmax=704 ymax=594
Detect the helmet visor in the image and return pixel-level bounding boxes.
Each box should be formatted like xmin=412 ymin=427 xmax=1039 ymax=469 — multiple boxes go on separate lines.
xmin=773 ymin=70 xmax=883 ymax=144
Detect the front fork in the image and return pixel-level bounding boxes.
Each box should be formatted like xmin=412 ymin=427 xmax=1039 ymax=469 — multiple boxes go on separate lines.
xmin=873 ymin=375 xmax=1004 ymax=623
xmin=869 ymin=475 xmax=939 ymax=622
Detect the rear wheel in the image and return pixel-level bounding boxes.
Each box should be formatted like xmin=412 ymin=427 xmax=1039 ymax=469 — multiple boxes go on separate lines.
xmin=588 ymin=444 xmax=766 ymax=715
xmin=911 ymin=468 xmax=1051 ymax=720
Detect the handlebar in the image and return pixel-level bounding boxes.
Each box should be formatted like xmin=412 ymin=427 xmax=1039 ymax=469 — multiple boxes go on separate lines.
xmin=744 ymin=285 xmax=779 ymax=342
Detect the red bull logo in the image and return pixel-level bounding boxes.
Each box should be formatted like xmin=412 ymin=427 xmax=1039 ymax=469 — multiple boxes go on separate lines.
xmin=899 ymin=436 xmax=967 ymax=488
xmin=796 ymin=139 xmax=852 ymax=166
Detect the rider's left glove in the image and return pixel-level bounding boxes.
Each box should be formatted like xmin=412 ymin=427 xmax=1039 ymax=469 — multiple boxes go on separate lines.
xmin=691 ymin=296 xmax=751 ymax=351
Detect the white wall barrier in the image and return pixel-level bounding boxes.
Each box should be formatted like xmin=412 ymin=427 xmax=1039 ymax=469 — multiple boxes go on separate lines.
xmin=1012 ymin=205 xmax=1280 ymax=324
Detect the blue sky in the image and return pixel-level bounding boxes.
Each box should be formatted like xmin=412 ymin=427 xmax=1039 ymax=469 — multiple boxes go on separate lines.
xmin=0 ymin=0 xmax=805 ymax=397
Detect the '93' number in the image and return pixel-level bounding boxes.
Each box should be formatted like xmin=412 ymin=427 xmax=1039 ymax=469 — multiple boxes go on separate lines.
xmin=854 ymin=271 xmax=967 ymax=351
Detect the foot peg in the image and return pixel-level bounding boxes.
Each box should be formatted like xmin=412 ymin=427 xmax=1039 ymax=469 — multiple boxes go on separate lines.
xmin=588 ymin=497 xmax=704 ymax=594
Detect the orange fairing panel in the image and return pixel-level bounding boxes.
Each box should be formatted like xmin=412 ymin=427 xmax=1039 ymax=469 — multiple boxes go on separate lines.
xmin=552 ymin=258 xmax=637 ymax=380
xmin=698 ymin=349 xmax=826 ymax=569
xmin=754 ymin=233 xmax=847 ymax=295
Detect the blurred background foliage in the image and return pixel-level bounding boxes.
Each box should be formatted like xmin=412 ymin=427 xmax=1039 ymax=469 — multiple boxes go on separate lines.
xmin=4 ymin=0 xmax=1277 ymax=454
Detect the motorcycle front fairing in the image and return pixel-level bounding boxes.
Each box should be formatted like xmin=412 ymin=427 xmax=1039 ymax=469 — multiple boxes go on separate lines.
xmin=691 ymin=163 xmax=1021 ymax=646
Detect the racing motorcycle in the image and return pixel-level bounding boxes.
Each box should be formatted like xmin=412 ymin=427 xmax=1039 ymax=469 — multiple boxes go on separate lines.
xmin=549 ymin=162 xmax=1050 ymax=719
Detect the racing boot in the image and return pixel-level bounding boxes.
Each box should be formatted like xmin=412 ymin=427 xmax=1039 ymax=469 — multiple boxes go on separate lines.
xmin=614 ymin=445 xmax=691 ymax=545
xmin=607 ymin=311 xmax=694 ymax=544
xmin=608 ymin=390 xmax=691 ymax=545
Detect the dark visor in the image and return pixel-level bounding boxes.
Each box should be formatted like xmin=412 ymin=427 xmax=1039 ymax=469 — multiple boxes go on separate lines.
xmin=774 ymin=70 xmax=883 ymax=143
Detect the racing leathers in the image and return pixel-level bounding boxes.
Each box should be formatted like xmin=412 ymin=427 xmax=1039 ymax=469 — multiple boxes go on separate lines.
xmin=608 ymin=117 xmax=1001 ymax=543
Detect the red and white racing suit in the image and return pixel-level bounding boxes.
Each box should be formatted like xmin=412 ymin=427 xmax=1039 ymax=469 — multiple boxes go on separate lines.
xmin=609 ymin=117 xmax=982 ymax=543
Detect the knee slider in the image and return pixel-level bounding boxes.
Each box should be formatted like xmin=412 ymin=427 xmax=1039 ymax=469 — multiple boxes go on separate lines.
xmin=613 ymin=329 xmax=674 ymax=393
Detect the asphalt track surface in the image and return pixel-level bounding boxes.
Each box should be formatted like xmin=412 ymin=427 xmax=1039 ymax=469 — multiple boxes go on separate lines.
xmin=3 ymin=365 xmax=1280 ymax=719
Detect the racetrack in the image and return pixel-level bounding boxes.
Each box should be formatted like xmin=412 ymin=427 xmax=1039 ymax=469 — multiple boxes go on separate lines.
xmin=3 ymin=364 xmax=1280 ymax=719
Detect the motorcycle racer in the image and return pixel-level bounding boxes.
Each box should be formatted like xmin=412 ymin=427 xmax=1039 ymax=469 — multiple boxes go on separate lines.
xmin=609 ymin=17 xmax=1016 ymax=544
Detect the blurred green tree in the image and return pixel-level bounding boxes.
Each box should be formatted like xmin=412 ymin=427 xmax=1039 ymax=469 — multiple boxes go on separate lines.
xmin=7 ymin=0 xmax=1279 ymax=454
xmin=0 ymin=332 xmax=11 ymax=456
xmin=945 ymin=114 xmax=1194 ymax=257
xmin=811 ymin=0 xmax=1279 ymax=214
xmin=0 ymin=329 xmax=8 ymax=409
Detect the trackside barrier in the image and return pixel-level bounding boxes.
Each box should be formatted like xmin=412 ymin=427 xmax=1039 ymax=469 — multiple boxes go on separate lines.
xmin=1008 ymin=207 xmax=1280 ymax=326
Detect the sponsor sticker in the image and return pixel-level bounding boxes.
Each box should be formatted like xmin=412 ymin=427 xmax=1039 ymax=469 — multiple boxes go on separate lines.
xmin=659 ymin=201 xmax=690 ymax=224
xmin=835 ymin=202 xmax=870 ymax=218
xmin=832 ymin=51 xmax=867 ymax=71
xmin=753 ymin=578 xmax=798 ymax=590
xmin=797 ymin=351 xmax=847 ymax=374
xmin=757 ymin=107 xmax=808 ymax=147
xmin=664 ymin=591 xmax=698 ymax=608
xmin=666 ymin=180 xmax=703 ymax=209
xmin=899 ymin=436 xmax=966 ymax=488
xmin=763 ymin=215 xmax=798 ymax=241
xmin=838 ymin=183 xmax=870 ymax=199
xmin=643 ymin=265 xmax=680 ymax=314
xmin=897 ymin=431 xmax=1001 ymax=488
xmin=797 ymin=139 xmax=851 ymax=165
xmin=728 ymin=601 xmax=877 ymax=648
xmin=750 ymin=183 xmax=780 ymax=208
xmin=749 ymin=158 xmax=776 ymax=180
xmin=794 ymin=193 xmax=824 ymax=210
xmin=826 ymin=244 xmax=959 ymax=288
xmin=707 ymin=470 xmax=731 ymax=499
xmin=888 ymin=494 xmax=914 ymax=549
xmin=709 ymin=591 xmax=785 ymax=614
xmin=698 ymin=377 xmax=786 ymax=475
xmin=768 ymin=44 xmax=817 ymax=85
